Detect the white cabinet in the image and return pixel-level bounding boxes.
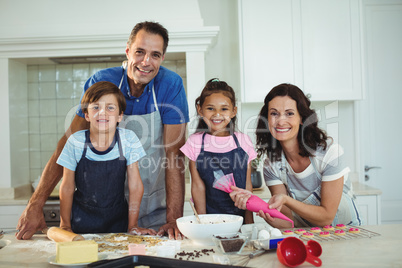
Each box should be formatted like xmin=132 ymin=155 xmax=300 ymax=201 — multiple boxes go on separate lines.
xmin=0 ymin=205 xmax=26 ymax=229
xmin=355 ymin=194 xmax=381 ymax=225
xmin=239 ymin=0 xmax=363 ymax=102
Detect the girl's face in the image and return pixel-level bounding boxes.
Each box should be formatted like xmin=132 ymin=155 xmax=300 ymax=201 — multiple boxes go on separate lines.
xmin=267 ymin=96 xmax=302 ymax=144
xmin=197 ymin=92 xmax=237 ymax=136
xmin=85 ymin=94 xmax=123 ymax=134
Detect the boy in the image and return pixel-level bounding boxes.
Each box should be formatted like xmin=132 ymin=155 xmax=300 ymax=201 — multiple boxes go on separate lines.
xmin=57 ymin=81 xmax=155 ymax=235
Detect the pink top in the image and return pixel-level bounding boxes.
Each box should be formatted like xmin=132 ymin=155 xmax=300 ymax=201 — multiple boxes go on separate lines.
xmin=180 ymin=132 xmax=257 ymax=163
xmin=335 ymin=230 xmax=345 ymax=234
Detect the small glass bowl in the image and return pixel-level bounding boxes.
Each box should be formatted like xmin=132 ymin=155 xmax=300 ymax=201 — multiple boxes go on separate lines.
xmin=212 ymin=233 xmax=248 ymax=254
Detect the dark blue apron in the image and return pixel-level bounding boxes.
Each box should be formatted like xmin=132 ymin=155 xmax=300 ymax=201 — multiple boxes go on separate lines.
xmin=71 ymin=129 xmax=128 ymax=233
xmin=195 ymin=132 xmax=248 ymax=217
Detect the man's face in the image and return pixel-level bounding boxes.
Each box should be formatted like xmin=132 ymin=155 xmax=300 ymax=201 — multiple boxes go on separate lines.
xmin=125 ymin=29 xmax=165 ymax=89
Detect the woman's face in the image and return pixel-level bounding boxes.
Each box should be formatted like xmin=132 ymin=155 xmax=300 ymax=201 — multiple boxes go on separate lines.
xmin=267 ymin=96 xmax=302 ymax=144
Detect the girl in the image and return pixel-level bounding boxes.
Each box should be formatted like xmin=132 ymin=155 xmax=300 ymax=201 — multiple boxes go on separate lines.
xmin=230 ymin=83 xmax=361 ymax=228
xmin=57 ymin=81 xmax=156 ymax=235
xmin=180 ymin=78 xmax=256 ymax=223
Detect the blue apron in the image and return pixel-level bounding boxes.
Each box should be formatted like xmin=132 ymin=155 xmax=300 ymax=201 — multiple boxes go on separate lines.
xmin=71 ymin=130 xmax=128 ymax=233
xmin=195 ymin=132 xmax=248 ymax=217
xmin=118 ymin=62 xmax=167 ymax=230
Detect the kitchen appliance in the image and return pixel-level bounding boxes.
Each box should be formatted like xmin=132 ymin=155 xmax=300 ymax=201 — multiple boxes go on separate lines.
xmin=43 ymin=200 xmax=60 ymax=227
xmin=251 ymin=170 xmax=263 ymax=189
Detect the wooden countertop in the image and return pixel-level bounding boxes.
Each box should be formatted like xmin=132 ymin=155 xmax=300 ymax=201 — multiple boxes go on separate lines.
xmin=0 ymin=224 xmax=401 ymax=267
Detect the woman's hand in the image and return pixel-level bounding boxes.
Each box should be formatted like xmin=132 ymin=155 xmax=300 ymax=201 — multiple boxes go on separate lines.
xmin=257 ymin=210 xmax=293 ymax=228
xmin=267 ymin=193 xmax=288 ymax=211
xmin=129 ymin=226 xmax=157 ymax=236
xmin=229 ymin=186 xmax=252 ymax=210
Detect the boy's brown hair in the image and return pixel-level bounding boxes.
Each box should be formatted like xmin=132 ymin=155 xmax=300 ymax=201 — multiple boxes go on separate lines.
xmin=81 ymin=81 xmax=126 ymax=115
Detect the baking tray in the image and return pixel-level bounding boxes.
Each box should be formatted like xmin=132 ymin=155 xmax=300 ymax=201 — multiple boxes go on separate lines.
xmin=87 ymin=255 xmax=244 ymax=268
xmin=294 ymin=225 xmax=381 ymax=242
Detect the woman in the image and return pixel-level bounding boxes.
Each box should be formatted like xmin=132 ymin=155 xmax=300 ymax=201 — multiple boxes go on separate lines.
xmin=230 ymin=83 xmax=362 ymax=228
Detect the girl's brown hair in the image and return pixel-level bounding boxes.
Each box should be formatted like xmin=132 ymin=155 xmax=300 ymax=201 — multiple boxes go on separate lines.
xmin=195 ymin=78 xmax=237 ymax=134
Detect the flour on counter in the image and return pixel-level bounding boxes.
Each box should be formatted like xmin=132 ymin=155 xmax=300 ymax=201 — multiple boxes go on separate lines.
xmin=8 ymin=239 xmax=56 ymax=254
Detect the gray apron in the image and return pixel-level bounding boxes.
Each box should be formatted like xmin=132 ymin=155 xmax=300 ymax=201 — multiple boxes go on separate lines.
xmin=279 ymin=152 xmax=362 ymax=227
xmin=118 ymin=65 xmax=166 ymax=230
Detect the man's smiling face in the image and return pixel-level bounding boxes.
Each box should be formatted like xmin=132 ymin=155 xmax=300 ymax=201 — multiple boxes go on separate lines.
xmin=125 ymin=29 xmax=165 ymax=91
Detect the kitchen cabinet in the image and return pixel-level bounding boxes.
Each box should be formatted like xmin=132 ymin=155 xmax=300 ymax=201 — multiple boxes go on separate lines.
xmin=238 ymin=0 xmax=363 ymax=102
xmin=0 ymin=205 xmax=26 ymax=229
xmin=355 ymin=194 xmax=381 ymax=225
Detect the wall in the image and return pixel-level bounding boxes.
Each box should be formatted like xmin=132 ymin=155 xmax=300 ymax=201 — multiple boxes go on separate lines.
xmin=26 ymin=60 xmax=186 ymax=184
xmin=0 ymin=0 xmax=358 ymax=191
xmin=198 ymin=0 xmax=357 ymax=173
xmin=0 ymin=0 xmax=204 ymax=193
xmin=0 ymin=0 xmax=203 ymax=39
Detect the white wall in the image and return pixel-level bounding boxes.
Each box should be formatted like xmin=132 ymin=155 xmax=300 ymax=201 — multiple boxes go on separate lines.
xmin=198 ymin=0 xmax=357 ymax=173
xmin=0 ymin=0 xmax=203 ymax=39
xmin=9 ymin=60 xmax=29 ymax=188
xmin=0 ymin=0 xmax=358 ymax=188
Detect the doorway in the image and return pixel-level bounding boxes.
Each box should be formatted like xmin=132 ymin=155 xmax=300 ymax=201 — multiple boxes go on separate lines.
xmin=359 ymin=0 xmax=402 ymax=224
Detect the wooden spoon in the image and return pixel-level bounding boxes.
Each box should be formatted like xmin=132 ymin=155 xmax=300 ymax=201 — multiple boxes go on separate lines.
xmin=189 ymin=198 xmax=201 ymax=224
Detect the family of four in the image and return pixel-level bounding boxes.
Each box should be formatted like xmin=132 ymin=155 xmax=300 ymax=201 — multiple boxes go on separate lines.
xmin=16 ymin=21 xmax=361 ymax=241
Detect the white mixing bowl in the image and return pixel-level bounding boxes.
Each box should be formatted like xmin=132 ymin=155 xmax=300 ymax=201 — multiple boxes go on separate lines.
xmin=176 ymin=214 xmax=243 ymax=245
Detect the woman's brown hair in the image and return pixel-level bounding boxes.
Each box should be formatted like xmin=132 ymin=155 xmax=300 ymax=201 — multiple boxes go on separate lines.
xmin=256 ymin=83 xmax=329 ymax=161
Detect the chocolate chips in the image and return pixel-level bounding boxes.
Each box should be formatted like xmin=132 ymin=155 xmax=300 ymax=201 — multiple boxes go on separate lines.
xmin=175 ymin=249 xmax=215 ymax=261
xmin=215 ymin=234 xmax=246 ymax=253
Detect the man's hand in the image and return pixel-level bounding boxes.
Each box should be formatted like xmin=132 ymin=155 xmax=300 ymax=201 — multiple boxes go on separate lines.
xmin=129 ymin=227 xmax=157 ymax=236
xmin=16 ymin=203 xmax=47 ymax=240
xmin=157 ymin=221 xmax=183 ymax=240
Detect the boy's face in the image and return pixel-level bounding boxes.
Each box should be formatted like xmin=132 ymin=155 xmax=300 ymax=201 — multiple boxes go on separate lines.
xmin=85 ymin=94 xmax=123 ymax=134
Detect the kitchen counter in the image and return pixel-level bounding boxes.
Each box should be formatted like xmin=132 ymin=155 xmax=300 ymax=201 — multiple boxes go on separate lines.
xmin=0 ymin=182 xmax=381 ymax=206
xmin=0 ymin=224 xmax=401 ymax=267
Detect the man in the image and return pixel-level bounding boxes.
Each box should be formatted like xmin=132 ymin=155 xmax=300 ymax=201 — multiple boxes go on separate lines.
xmin=16 ymin=21 xmax=188 ymax=240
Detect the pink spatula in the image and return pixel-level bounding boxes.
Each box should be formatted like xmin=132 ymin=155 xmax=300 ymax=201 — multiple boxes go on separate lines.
xmin=212 ymin=171 xmax=294 ymax=227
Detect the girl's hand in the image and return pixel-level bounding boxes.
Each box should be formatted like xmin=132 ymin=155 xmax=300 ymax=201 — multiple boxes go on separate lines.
xmin=229 ymin=186 xmax=252 ymax=210
xmin=128 ymin=226 xmax=157 ymax=236
xmin=267 ymin=194 xmax=288 ymax=211
xmin=257 ymin=210 xmax=293 ymax=229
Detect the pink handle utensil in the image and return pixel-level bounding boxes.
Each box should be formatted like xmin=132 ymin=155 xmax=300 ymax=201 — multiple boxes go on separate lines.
xmin=246 ymin=195 xmax=294 ymax=227
xmin=212 ymin=172 xmax=294 ymax=227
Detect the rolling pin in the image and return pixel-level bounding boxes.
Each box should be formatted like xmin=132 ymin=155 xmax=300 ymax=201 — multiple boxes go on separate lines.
xmin=43 ymin=227 xmax=85 ymax=242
